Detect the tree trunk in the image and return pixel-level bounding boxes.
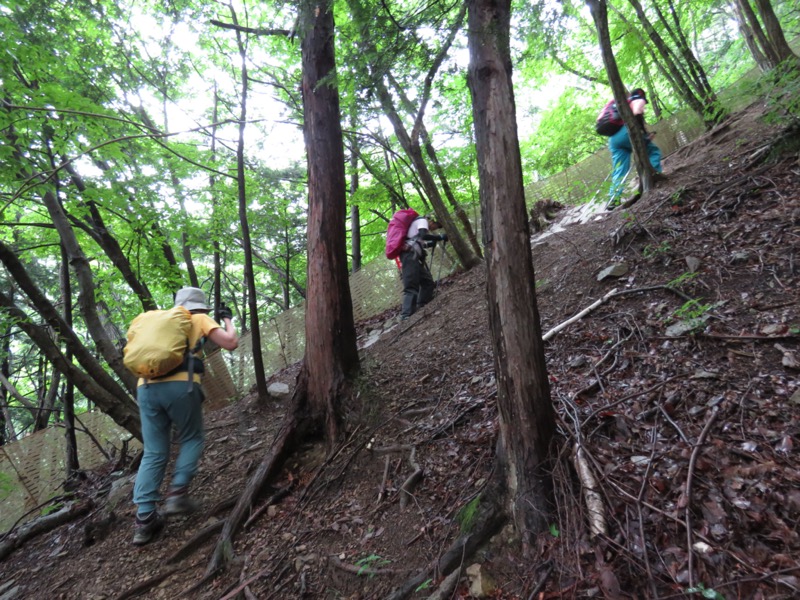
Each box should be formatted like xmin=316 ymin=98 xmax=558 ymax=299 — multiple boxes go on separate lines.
xmin=61 ymin=243 xmax=80 ymax=476
xmin=62 ymin=161 xmax=157 ymax=311
xmin=0 ymin=290 xmax=141 ymax=439
xmin=231 ymin=5 xmax=269 ymax=400
xmin=0 ymin=241 xmax=138 ymax=421
xmin=589 ymin=0 xmax=657 ymax=194
xmin=40 ymin=187 xmax=138 ymax=392
xmin=467 ymin=0 xmax=556 ymax=550
xmin=623 ymin=0 xmax=724 ymax=127
xmin=349 ymin=121 xmax=362 ymax=273
xmin=301 ymin=0 xmax=361 ymax=448
xmin=733 ymin=0 xmax=782 ymax=68
xmin=752 ymin=0 xmax=800 ymax=67
xmin=730 ymin=1 xmax=772 ymax=72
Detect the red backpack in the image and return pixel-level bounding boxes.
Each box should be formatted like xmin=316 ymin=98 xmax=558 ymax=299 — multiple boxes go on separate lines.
xmin=595 ymin=99 xmax=624 ymax=136
xmin=385 ymin=208 xmax=420 ymax=259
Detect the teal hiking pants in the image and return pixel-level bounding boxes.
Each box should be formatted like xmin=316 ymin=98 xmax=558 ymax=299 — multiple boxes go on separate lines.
xmin=608 ymin=126 xmax=662 ymax=202
xmin=133 ymin=381 xmax=204 ymax=516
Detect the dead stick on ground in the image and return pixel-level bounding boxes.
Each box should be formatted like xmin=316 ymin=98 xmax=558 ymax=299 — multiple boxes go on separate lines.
xmin=573 ymin=445 xmax=607 ymax=537
xmin=166 ymin=520 xmax=225 ymax=564
xmin=685 ymin=405 xmax=720 ymax=590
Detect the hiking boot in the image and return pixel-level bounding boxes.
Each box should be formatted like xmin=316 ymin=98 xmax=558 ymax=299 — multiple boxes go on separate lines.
xmin=132 ymin=511 xmax=164 ymax=546
xmin=164 ymin=491 xmax=200 ymax=516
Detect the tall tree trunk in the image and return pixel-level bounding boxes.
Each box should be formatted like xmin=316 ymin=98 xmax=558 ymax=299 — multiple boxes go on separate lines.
xmin=373 ymin=79 xmax=481 ymax=270
xmin=590 ymin=0 xmax=657 ymax=194
xmin=623 ymin=0 xmax=724 ymax=126
xmin=349 ymin=115 xmax=362 ymax=273
xmin=387 ymin=74 xmax=484 ymax=259
xmin=733 ymin=0 xmax=782 ymax=68
xmin=0 ymin=330 xmax=11 ymax=445
xmin=752 ymin=0 xmax=799 ymax=67
xmin=730 ymin=1 xmax=772 ymax=72
xmin=300 ymin=0 xmax=360 ymax=448
xmin=231 ymin=5 xmax=269 ymax=400
xmin=39 ymin=186 xmax=137 ymax=392
xmin=61 ymin=244 xmax=80 ymax=477
xmin=210 ymin=84 xmax=223 ymax=311
xmin=467 ymin=0 xmax=556 ymax=551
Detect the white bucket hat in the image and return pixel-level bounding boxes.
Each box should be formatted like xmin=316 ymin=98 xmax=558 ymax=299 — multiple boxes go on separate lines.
xmin=174 ymin=287 xmax=209 ymax=311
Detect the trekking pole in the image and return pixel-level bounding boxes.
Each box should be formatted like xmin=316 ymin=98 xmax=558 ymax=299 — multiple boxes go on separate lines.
xmin=435 ymin=241 xmax=446 ymax=289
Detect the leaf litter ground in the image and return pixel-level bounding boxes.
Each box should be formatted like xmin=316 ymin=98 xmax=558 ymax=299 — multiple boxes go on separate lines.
xmin=1 ymin=100 xmax=799 ymax=600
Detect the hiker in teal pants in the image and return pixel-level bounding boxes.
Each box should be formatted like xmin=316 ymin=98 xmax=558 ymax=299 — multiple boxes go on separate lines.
xmin=608 ymin=88 xmax=663 ymax=205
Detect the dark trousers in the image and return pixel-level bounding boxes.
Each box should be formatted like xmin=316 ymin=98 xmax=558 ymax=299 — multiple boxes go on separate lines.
xmin=400 ymin=249 xmax=434 ymax=318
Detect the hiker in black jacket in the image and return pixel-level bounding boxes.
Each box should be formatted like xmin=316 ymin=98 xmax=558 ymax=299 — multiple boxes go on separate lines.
xmin=399 ymin=216 xmax=446 ymax=320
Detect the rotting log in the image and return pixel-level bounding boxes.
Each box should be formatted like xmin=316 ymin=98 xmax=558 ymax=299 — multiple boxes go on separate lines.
xmin=0 ymin=499 xmax=93 ymax=561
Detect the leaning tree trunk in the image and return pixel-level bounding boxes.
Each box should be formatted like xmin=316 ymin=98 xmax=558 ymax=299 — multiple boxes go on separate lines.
xmin=730 ymin=0 xmax=772 ymax=72
xmin=61 ymin=243 xmax=80 ymax=476
xmin=589 ymin=0 xmax=657 ymax=195
xmin=752 ymin=0 xmax=800 ymax=68
xmin=467 ymin=0 xmax=556 ymax=551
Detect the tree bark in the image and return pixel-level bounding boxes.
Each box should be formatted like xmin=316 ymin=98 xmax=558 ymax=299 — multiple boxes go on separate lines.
xmin=589 ymin=0 xmax=657 ymax=195
xmin=752 ymin=0 xmax=800 ymax=68
xmin=0 ymin=289 xmax=141 ymax=439
xmin=61 ymin=243 xmax=80 ymax=476
xmin=231 ymin=4 xmax=269 ymax=400
xmin=0 ymin=241 xmax=140 ymax=435
xmin=467 ymin=0 xmax=556 ymax=549
xmin=39 ymin=187 xmax=137 ymax=392
xmin=301 ymin=0 xmax=361 ymax=447
xmin=730 ymin=1 xmax=772 ymax=72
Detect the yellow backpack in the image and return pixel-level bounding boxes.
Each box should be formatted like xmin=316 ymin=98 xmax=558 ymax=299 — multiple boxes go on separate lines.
xmin=123 ymin=306 xmax=193 ymax=379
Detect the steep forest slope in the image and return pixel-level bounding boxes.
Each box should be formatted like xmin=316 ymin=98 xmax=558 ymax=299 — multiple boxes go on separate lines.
xmin=1 ymin=100 xmax=799 ymax=599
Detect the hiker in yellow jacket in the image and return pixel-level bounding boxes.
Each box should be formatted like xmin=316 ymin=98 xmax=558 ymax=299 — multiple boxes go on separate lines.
xmin=132 ymin=287 xmax=238 ymax=545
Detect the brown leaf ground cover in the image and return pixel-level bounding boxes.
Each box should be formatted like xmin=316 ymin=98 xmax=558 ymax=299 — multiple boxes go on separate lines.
xmin=1 ymin=101 xmax=799 ymax=600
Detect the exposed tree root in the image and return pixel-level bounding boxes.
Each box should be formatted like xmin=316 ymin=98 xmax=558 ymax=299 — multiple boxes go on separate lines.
xmin=112 ymin=565 xmax=185 ymax=600
xmin=386 ymin=489 xmax=507 ymax=600
xmin=399 ymin=446 xmax=423 ymax=509
xmin=202 ymin=369 xmax=313 ymax=580
xmin=0 ymin=499 xmax=92 ymax=561
xmin=165 ymin=520 xmax=224 ymax=565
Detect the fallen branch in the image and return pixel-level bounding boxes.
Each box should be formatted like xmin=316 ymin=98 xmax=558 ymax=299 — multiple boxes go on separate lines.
xmin=329 ymin=555 xmax=411 ymax=576
xmin=0 ymin=499 xmax=92 ymax=561
xmin=543 ymin=288 xmax=618 ymax=341
xmin=685 ymin=405 xmax=720 ymax=590
xmin=243 ymin=482 xmax=295 ymax=529
xmin=573 ymin=445 xmax=607 ymax=537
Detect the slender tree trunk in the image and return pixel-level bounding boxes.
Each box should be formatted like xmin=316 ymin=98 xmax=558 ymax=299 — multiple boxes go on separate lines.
xmin=374 ymin=79 xmax=481 ymax=270
xmin=590 ymin=0 xmax=658 ymax=194
xmin=300 ymin=0 xmax=360 ymax=448
xmin=733 ymin=0 xmax=782 ymax=67
xmin=61 ymin=244 xmax=80 ymax=476
xmin=40 ymin=187 xmax=137 ymax=392
xmin=231 ymin=5 xmax=268 ymax=400
xmin=0 ymin=329 xmax=8 ymax=445
xmin=349 ymin=118 xmax=362 ymax=273
xmin=730 ymin=1 xmax=772 ymax=72
xmin=752 ymin=0 xmax=799 ymax=67
xmin=467 ymin=0 xmax=556 ymax=551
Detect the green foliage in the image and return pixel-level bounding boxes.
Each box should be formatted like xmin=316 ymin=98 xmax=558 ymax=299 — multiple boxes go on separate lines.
xmin=667 ymin=272 xmax=698 ymax=289
xmin=672 ymin=299 xmax=714 ymax=322
xmin=0 ymin=472 xmax=17 ymax=502
xmin=687 ymin=583 xmax=725 ymax=600
xmin=355 ymin=553 xmax=391 ymax=577
xmin=415 ymin=579 xmax=433 ymax=592
xmin=456 ymin=495 xmax=480 ymax=533
xmin=549 ymin=522 xmax=560 ymax=537
xmin=41 ymin=501 xmax=64 ymax=516
xmin=642 ymin=241 xmax=671 ymax=259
